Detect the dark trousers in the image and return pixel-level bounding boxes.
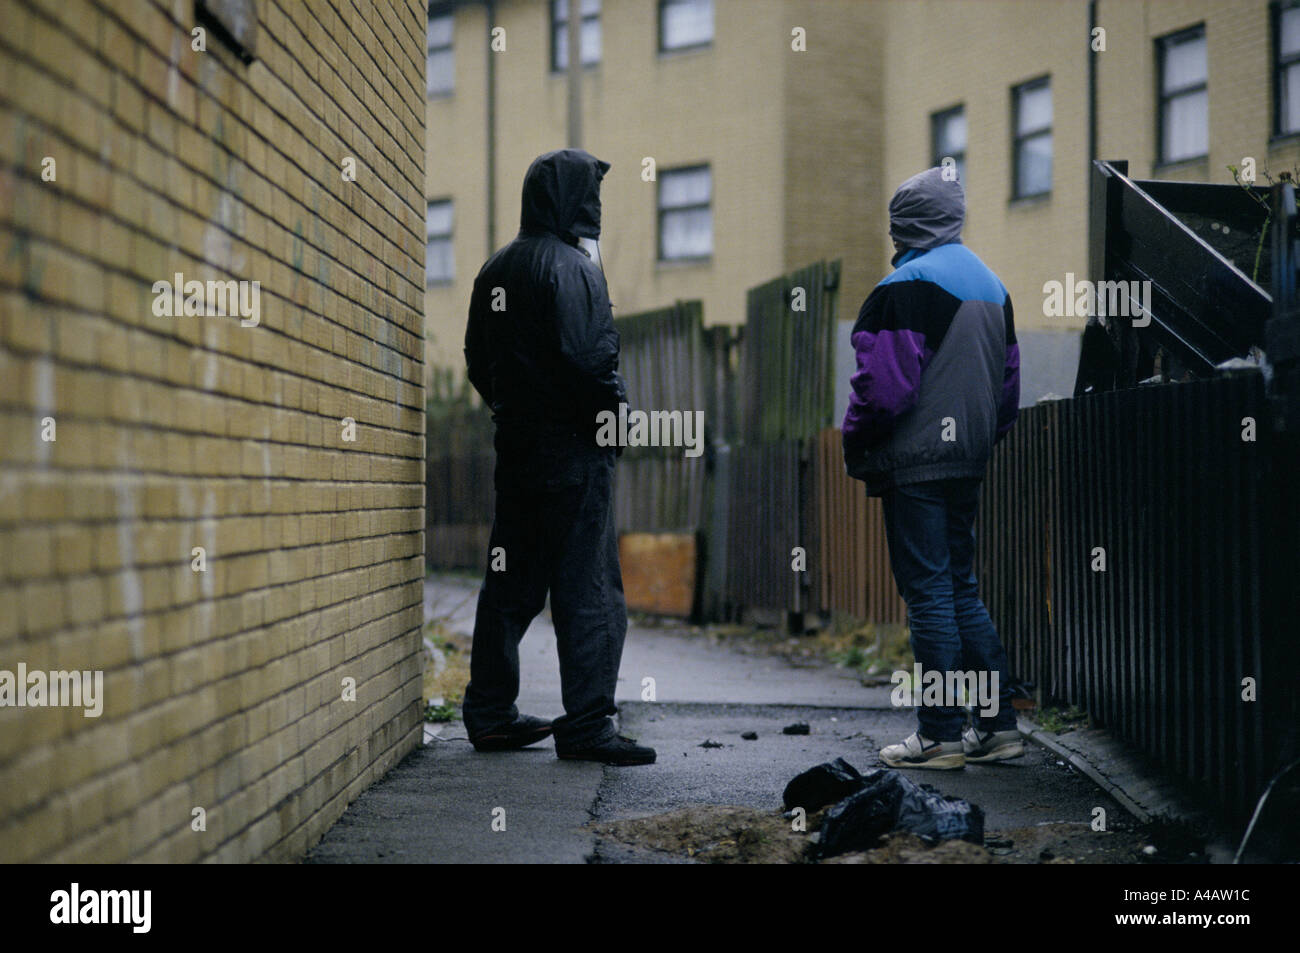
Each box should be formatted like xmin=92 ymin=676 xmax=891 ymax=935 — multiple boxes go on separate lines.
xmin=880 ymin=476 xmax=1016 ymax=741
xmin=462 ymin=451 xmax=626 ymax=749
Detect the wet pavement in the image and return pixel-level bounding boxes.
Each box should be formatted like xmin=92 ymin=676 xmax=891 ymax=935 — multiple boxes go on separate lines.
xmin=305 ymin=576 xmax=1140 ymax=864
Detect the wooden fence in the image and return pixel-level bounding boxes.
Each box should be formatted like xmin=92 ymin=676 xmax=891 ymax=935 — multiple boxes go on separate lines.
xmin=814 ymin=428 xmax=907 ymax=624
xmin=738 ymin=261 xmax=841 ymax=443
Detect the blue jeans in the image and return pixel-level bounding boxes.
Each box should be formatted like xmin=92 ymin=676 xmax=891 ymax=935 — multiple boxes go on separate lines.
xmin=880 ymin=477 xmax=1016 ymax=741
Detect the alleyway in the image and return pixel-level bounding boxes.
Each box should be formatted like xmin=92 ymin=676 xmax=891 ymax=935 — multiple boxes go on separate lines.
xmin=303 ymin=577 xmax=1158 ymax=864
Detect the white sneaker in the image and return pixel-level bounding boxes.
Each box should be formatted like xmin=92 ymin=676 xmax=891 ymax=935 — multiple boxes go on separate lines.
xmin=880 ymin=732 xmax=965 ymax=770
xmin=962 ymin=726 xmax=1024 ymax=763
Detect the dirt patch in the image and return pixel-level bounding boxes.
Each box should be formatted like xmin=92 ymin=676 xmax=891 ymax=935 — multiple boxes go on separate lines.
xmin=595 ymin=804 xmax=1001 ymax=864
xmin=827 ymin=832 xmax=992 ymax=864
xmin=594 ymin=807 xmax=1164 ymax=864
xmin=594 ymin=806 xmax=809 ymax=864
xmin=986 ymin=821 xmax=1172 ymax=864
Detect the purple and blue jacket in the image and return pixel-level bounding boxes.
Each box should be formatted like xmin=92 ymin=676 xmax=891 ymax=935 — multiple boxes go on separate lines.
xmin=842 ymin=242 xmax=1020 ymax=496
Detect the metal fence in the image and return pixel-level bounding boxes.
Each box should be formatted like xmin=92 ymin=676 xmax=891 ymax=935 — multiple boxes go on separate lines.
xmin=976 ymin=372 xmax=1294 ymax=823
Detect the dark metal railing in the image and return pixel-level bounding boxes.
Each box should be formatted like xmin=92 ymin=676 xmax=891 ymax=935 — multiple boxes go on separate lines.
xmin=976 ymin=372 xmax=1294 ymax=825
xmin=1077 ymin=159 xmax=1271 ymax=393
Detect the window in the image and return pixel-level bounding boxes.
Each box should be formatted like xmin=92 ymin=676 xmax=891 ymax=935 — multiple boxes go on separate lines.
xmin=1012 ymin=77 xmax=1052 ymax=198
xmin=1276 ymin=2 xmax=1300 ymax=135
xmin=931 ymin=105 xmax=967 ymax=184
xmin=552 ymin=0 xmax=601 ymax=71
xmin=195 ymin=0 xmax=257 ymax=63
xmin=427 ymin=13 xmax=454 ymax=97
xmin=1157 ymin=25 xmax=1208 ymax=163
xmin=658 ymin=166 xmax=712 ymax=261
xmin=659 ymin=0 xmax=713 ymax=53
xmin=427 ymin=200 xmax=453 ymax=284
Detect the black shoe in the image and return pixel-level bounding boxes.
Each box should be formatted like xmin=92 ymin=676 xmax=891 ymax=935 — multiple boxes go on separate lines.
xmin=556 ymin=735 xmax=656 ymax=766
xmin=469 ymin=714 xmax=554 ymax=752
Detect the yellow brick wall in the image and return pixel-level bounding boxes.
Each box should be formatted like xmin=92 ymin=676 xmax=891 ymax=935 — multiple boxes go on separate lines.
xmin=430 ymin=0 xmax=1283 ymax=381
xmin=424 ymin=0 xmax=806 ymax=383
xmin=425 ymin=1 xmax=490 ymax=388
xmin=1096 ymin=0 xmax=1299 ymax=183
xmin=880 ymin=0 xmax=1282 ymax=334
xmin=880 ymin=0 xmax=1091 ymax=334
xmin=781 ymin=0 xmax=886 ymax=317
xmin=0 ymin=0 xmax=426 ymax=862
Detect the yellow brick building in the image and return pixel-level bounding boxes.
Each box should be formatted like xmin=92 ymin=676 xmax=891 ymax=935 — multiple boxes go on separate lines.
xmin=423 ymin=0 xmax=886 ymax=387
xmin=879 ymin=0 xmax=1288 ymax=400
xmin=0 ymin=0 xmax=427 ymax=861
xmin=427 ymin=0 xmax=1288 ymax=403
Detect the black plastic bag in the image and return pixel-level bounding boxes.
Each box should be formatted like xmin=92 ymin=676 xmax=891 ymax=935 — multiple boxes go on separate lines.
xmin=782 ymin=758 xmax=870 ymax=813
xmin=816 ymin=770 xmax=904 ymax=857
xmin=817 ymin=769 xmax=984 ymax=859
xmin=898 ymin=779 xmax=984 ymax=846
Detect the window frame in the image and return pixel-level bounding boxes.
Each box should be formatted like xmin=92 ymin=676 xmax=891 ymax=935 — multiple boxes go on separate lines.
xmin=1011 ymin=75 xmax=1053 ymax=200
xmin=427 ymin=9 xmax=455 ymax=99
xmin=658 ymin=0 xmax=714 ymax=55
xmin=930 ymin=104 xmax=967 ymax=184
xmin=656 ymin=164 xmax=713 ymax=264
xmin=1274 ymin=1 xmax=1300 ymax=137
xmin=1155 ymin=24 xmax=1209 ymax=165
xmin=426 ymin=198 xmax=454 ymax=287
xmin=550 ymin=0 xmax=602 ymax=73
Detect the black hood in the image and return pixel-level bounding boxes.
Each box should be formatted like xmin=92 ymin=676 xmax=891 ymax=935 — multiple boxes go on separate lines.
xmin=519 ymin=148 xmax=611 ymax=243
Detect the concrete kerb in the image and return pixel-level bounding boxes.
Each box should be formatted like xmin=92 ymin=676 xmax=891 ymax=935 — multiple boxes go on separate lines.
xmin=1018 ymin=717 xmax=1153 ymax=824
xmin=1017 ymin=716 xmax=1237 ymax=863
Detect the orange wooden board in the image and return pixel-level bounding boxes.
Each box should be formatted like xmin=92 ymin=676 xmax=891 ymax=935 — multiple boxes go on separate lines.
xmin=618 ymin=532 xmax=697 ymax=618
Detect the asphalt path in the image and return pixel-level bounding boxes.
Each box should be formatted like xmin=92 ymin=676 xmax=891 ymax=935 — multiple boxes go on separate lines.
xmin=304 ymin=577 xmax=1123 ymax=863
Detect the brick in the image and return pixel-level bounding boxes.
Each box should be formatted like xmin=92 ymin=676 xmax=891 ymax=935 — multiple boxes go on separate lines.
xmin=0 ymin=0 xmax=425 ymax=864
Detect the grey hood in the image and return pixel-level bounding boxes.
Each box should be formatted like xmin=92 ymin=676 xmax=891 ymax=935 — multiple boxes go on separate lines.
xmin=888 ymin=167 xmax=965 ymax=254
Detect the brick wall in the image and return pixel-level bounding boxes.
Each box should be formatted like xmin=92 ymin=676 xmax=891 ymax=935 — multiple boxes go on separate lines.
xmin=880 ymin=0 xmax=1091 ymax=337
xmin=881 ymin=0 xmax=1288 ymax=338
xmin=0 ymin=0 xmax=426 ymax=862
xmin=424 ymin=0 xmax=793 ymax=380
xmin=782 ymin=0 xmax=885 ymax=315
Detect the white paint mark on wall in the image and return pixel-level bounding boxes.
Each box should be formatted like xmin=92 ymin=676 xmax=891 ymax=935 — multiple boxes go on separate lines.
xmin=114 ymin=450 xmax=145 ymax=660
xmin=166 ymin=25 xmax=181 ymax=108
xmin=201 ymin=323 xmax=218 ymax=391
xmin=194 ymin=487 xmax=217 ymax=642
xmin=203 ymin=191 xmax=235 ymax=271
xmin=33 ymin=354 xmax=54 ymax=466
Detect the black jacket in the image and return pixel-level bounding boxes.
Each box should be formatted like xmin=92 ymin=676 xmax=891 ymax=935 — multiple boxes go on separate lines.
xmin=464 ymin=149 xmax=625 ymax=488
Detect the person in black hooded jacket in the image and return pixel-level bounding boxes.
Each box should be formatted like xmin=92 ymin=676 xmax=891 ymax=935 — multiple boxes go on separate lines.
xmin=461 ymin=149 xmax=655 ymax=766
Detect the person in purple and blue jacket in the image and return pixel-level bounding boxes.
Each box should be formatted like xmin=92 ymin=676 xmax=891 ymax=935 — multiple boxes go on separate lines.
xmin=842 ymin=166 xmax=1024 ymax=770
